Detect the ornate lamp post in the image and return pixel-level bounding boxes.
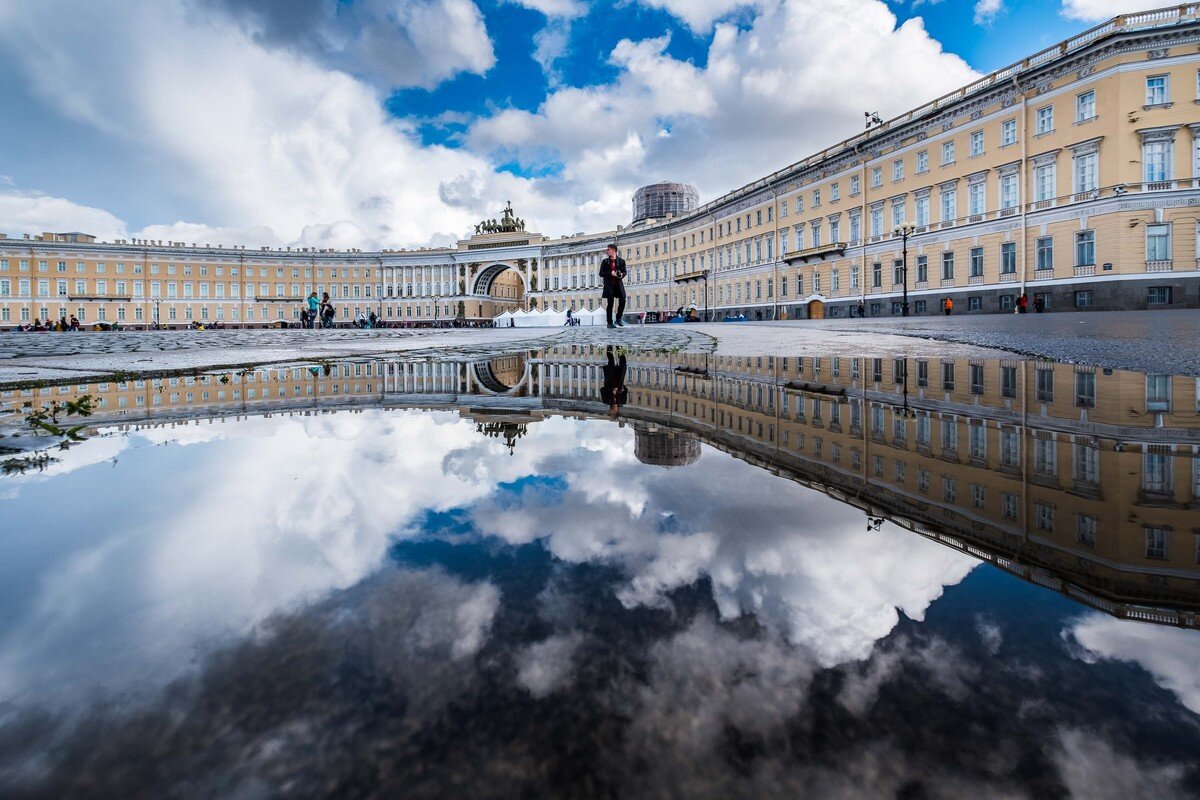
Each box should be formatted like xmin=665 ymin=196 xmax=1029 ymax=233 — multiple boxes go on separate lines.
xmin=892 ymin=222 xmax=916 ymax=317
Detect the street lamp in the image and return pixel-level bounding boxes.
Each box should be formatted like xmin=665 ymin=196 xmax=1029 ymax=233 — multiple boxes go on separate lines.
xmin=892 ymin=222 xmax=916 ymax=317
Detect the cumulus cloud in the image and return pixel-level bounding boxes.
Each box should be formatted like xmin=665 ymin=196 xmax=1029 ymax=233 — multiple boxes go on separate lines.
xmin=0 ymin=189 xmax=127 ymax=242
xmin=505 ymin=0 xmax=589 ymax=18
xmin=198 ymin=0 xmax=496 ymax=89
xmin=514 ymin=632 xmax=585 ymax=697
xmin=1052 ymin=728 xmax=1191 ymax=800
xmin=973 ymin=0 xmax=1004 ymax=25
xmin=1059 ymin=0 xmax=1164 ymax=21
xmin=1067 ymin=614 xmax=1200 ymax=715
xmin=637 ymin=0 xmax=760 ymax=31
xmin=469 ymin=0 xmax=979 ymax=225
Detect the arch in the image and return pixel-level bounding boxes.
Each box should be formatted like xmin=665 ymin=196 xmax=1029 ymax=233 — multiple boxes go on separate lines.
xmin=471 ymin=355 xmax=533 ymax=396
xmin=807 ymin=299 xmax=825 ymax=319
xmin=473 ymin=261 xmax=529 ymax=296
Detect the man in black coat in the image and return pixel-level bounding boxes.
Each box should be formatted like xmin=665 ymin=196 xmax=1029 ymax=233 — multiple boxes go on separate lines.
xmin=598 ymin=243 xmax=627 ymax=328
xmin=601 ymin=346 xmax=628 ymax=416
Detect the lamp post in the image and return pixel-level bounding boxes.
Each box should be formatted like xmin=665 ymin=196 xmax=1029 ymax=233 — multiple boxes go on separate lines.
xmin=892 ymin=222 xmax=916 ymax=317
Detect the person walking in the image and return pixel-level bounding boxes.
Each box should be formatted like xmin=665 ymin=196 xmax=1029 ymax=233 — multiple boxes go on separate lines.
xmin=319 ymin=292 xmax=333 ymax=328
xmin=942 ymin=297 xmax=954 ymax=315
xmin=598 ymin=243 xmax=627 ymax=329
xmin=1017 ymin=292 xmax=1028 ymax=314
xmin=306 ymin=292 xmax=320 ymax=329
xmin=857 ymin=300 xmax=866 ymax=318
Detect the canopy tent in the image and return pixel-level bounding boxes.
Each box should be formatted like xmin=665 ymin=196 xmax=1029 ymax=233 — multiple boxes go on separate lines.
xmin=493 ymin=310 xmax=514 ymax=327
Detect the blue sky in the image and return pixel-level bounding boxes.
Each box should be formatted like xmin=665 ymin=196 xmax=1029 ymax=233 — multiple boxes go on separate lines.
xmin=0 ymin=0 xmax=1148 ymax=247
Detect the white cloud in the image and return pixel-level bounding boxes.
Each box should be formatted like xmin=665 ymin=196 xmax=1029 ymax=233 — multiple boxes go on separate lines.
xmin=973 ymin=0 xmax=1003 ymax=25
xmin=514 ymin=632 xmax=585 ymax=697
xmin=637 ymin=0 xmax=760 ymax=32
xmin=198 ymin=0 xmax=496 ymax=89
xmin=1052 ymin=728 xmax=1191 ymax=800
xmin=469 ymin=0 xmax=978 ymax=228
xmin=505 ymin=0 xmax=589 ymax=18
xmin=0 ymin=0 xmax=568 ymax=248
xmin=0 ymin=189 xmax=128 ymax=242
xmin=1059 ymin=0 xmax=1163 ymax=21
xmin=1067 ymin=614 xmax=1200 ymax=715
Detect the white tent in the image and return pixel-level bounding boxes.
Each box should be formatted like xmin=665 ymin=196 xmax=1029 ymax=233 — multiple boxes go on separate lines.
xmin=494 ymin=310 xmax=514 ymax=327
xmin=540 ymin=308 xmax=568 ymax=327
xmin=579 ymin=306 xmax=606 ymax=327
xmin=511 ymin=309 xmax=534 ymax=328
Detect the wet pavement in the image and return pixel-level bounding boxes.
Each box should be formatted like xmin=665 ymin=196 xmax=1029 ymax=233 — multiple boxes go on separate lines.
xmin=2 ymin=347 xmax=1198 ymax=798
xmin=792 ymin=308 xmax=1200 ymax=377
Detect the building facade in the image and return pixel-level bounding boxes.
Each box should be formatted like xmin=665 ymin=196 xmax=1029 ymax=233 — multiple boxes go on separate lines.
xmin=2 ymin=7 xmax=1199 ymax=327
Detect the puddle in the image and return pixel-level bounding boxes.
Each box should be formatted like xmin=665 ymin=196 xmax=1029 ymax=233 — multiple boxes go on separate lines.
xmin=2 ymin=347 xmax=1199 ymax=797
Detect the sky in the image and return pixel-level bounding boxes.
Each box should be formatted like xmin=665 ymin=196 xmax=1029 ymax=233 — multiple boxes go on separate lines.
xmin=0 ymin=0 xmax=1168 ymax=250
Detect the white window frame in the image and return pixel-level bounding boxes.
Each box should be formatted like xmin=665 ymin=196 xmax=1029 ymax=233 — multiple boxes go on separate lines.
xmin=1075 ymin=90 xmax=1096 ymax=122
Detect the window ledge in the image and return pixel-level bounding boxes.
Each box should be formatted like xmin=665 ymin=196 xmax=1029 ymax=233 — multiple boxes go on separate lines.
xmin=1142 ymin=102 xmax=1173 ymax=110
xmin=1034 ymin=129 xmax=1056 ymax=138
xmin=1075 ymin=116 xmax=1097 ymax=126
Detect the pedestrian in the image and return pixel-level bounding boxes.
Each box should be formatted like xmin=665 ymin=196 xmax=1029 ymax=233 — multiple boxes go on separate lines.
xmin=857 ymin=300 xmax=866 ymax=318
xmin=598 ymin=243 xmax=627 ymax=329
xmin=942 ymin=297 xmax=954 ymax=315
xmin=565 ymin=308 xmax=574 ymax=326
xmin=1017 ymin=292 xmax=1028 ymax=314
xmin=306 ymin=292 xmax=320 ymax=328
xmin=368 ymin=310 xmax=378 ymax=329
xmin=69 ymin=315 xmax=80 ymax=331
xmin=300 ymin=308 xmax=310 ymax=329
xmin=1033 ymin=295 xmax=1045 ymax=313
xmin=321 ymin=293 xmax=335 ymax=328
xmin=356 ymin=310 xmax=368 ymax=329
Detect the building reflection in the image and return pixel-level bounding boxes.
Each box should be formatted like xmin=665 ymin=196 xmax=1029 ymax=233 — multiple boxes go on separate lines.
xmin=4 ymin=347 xmax=1198 ymax=627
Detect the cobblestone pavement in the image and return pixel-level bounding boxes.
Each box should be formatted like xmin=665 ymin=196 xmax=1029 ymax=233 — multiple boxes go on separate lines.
xmin=757 ymin=308 xmax=1200 ymax=376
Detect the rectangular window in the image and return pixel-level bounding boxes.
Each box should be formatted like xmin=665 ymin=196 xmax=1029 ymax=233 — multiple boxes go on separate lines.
xmin=1000 ymin=173 xmax=1019 ymax=209
xmin=941 ymin=187 xmax=956 ymax=221
xmin=916 ymin=150 xmax=928 ymax=173
xmin=968 ymin=182 xmax=985 ymax=215
xmin=916 ymin=255 xmax=928 ymax=283
xmin=969 ymin=247 xmax=984 ymax=277
xmin=1146 ymin=375 xmax=1171 ymax=411
xmin=872 ymin=262 xmax=882 ymax=288
xmin=1001 ymin=119 xmax=1017 ymax=146
xmin=1143 ymin=140 xmax=1171 ymax=182
xmin=1036 ymin=237 xmax=1054 ymax=270
xmin=968 ymin=296 xmax=982 ymax=311
xmin=1036 ymin=106 xmax=1054 ymax=135
xmin=1001 ymin=366 xmax=1017 ymax=398
xmin=915 ymin=194 xmax=930 ymax=227
xmin=941 ymin=251 xmax=954 ymax=280
xmin=942 ymin=141 xmax=955 ymax=165
xmin=1145 ymin=75 xmax=1168 ymax=106
xmin=831 ymin=183 xmax=840 ymax=201
xmin=871 ymin=167 xmax=883 ymax=188
xmin=1074 ymin=290 xmax=1093 ymax=307
xmin=1146 ymin=223 xmax=1171 ymax=261
xmin=850 ymin=175 xmax=860 ymax=194
xmin=970 ymin=130 xmax=985 ymax=156
xmin=1075 ymin=371 xmax=1095 ymax=407
xmin=1076 ymin=515 xmax=1097 ymax=546
xmin=1148 ymin=286 xmax=1173 ymax=305
xmin=1034 ymin=163 xmax=1055 ymax=201
xmin=1000 ymin=242 xmax=1016 ymax=274
xmin=1073 ymin=152 xmax=1097 ymax=193
xmin=1075 ymin=230 xmax=1095 ymax=266
xmin=1145 ymin=527 xmax=1169 ymax=559
xmin=1076 ymin=90 xmax=1096 ymax=122
xmin=1036 ymin=369 xmax=1054 ymax=402
xmin=893 ymin=159 xmax=904 ymax=181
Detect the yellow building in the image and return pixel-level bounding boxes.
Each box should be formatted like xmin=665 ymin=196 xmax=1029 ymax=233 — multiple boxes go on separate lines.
xmin=2 ymin=7 xmax=1199 ymax=326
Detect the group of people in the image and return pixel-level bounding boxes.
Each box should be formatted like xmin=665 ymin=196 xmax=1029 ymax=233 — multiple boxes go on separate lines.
xmin=300 ymin=292 xmax=383 ymax=329
xmin=11 ymin=316 xmax=83 ymax=332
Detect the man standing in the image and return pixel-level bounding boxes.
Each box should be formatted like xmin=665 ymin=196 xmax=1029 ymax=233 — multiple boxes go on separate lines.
xmin=599 ymin=244 xmax=627 ymax=328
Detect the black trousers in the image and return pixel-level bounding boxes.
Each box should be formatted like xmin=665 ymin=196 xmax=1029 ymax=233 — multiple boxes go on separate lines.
xmin=605 ymin=287 xmax=626 ymax=325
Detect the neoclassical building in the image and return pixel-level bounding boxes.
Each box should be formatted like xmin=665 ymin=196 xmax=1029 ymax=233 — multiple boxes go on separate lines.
xmin=2 ymin=6 xmax=1199 ymax=327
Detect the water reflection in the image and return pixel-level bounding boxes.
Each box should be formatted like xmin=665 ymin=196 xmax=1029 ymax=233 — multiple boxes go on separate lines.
xmin=1 ymin=349 xmax=1199 ymax=798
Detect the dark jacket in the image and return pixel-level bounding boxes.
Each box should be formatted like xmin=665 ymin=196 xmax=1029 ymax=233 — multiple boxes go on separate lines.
xmin=598 ymin=256 xmax=627 ymax=298
xmin=601 ymin=352 xmax=628 ymax=406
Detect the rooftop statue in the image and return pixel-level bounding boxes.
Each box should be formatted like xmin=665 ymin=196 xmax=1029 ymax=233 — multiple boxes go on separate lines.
xmin=476 ymin=201 xmax=527 ymax=235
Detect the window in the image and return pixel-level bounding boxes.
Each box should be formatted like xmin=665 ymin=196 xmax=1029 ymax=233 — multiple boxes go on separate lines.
xmin=1075 ymin=230 xmax=1095 ymax=266
xmin=941 ymin=251 xmax=954 ymax=280
xmin=1034 ymin=163 xmax=1055 ymax=201
xmin=968 ymin=296 xmax=982 ymax=311
xmin=969 ymin=364 xmax=985 ymax=395
xmin=1076 ymin=515 xmax=1097 ymax=546
xmin=1074 ymin=290 xmax=1093 ymax=307
xmin=1001 ymin=366 xmax=1017 ymax=398
xmin=915 ymin=194 xmax=930 ymax=227
xmin=1069 ymin=152 xmax=1097 ymax=197
xmin=850 ymin=175 xmax=860 ymax=194
xmin=1000 ymin=242 xmax=1016 ymax=274
xmin=941 ymin=187 xmax=957 ymax=221
xmin=968 ymin=181 xmax=985 ymax=216
xmin=870 ymin=206 xmax=883 ymax=237
xmin=1036 ymin=106 xmax=1054 ymax=135
xmin=1146 ymin=223 xmax=1171 ymax=262
xmin=1076 ymin=90 xmax=1096 ymax=122
xmin=1075 ymin=371 xmax=1095 ymax=407
xmin=831 ymin=183 xmax=840 ymax=201
xmin=1036 ymin=368 xmax=1054 ymax=402
xmin=1036 ymin=237 xmax=1054 ymax=270
xmin=1003 ymin=493 xmax=1018 ymax=520
xmin=1000 ymin=294 xmax=1014 ymax=310
xmin=916 ymin=255 xmax=928 ymax=283
xmin=1146 ymin=375 xmax=1171 ymax=412
xmin=1145 ymin=527 xmax=1169 ymax=559
xmin=942 ymin=363 xmax=955 ymax=391
xmin=1000 ymin=173 xmax=1019 ymax=209
xmin=872 ymin=261 xmax=882 ymax=288
xmin=1036 ymin=503 xmax=1055 ymax=532
xmin=942 ymin=141 xmax=955 ymax=165
xmin=893 ymin=159 xmax=904 ymax=181
xmin=916 ymin=150 xmax=928 ymax=173
xmin=1143 ymin=140 xmax=1172 ymax=182
xmin=1074 ymin=443 xmax=1099 ymax=484
xmin=812 ymin=188 xmax=821 ymax=207
xmin=1148 ymin=286 xmax=1173 ymax=305
xmin=1034 ymin=438 xmax=1057 ymax=476
xmin=969 ymin=247 xmax=984 ymax=277
xmin=1001 ymin=119 xmax=1017 ymax=146
xmin=1145 ymin=75 xmax=1168 ymax=106
xmin=891 ymin=200 xmax=905 ymax=228
xmin=970 ymin=130 xmax=984 ymax=156
xmin=871 ymin=167 xmax=883 ymax=188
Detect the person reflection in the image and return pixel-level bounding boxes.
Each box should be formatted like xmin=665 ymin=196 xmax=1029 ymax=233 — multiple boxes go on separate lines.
xmin=601 ymin=346 xmax=628 ymax=417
